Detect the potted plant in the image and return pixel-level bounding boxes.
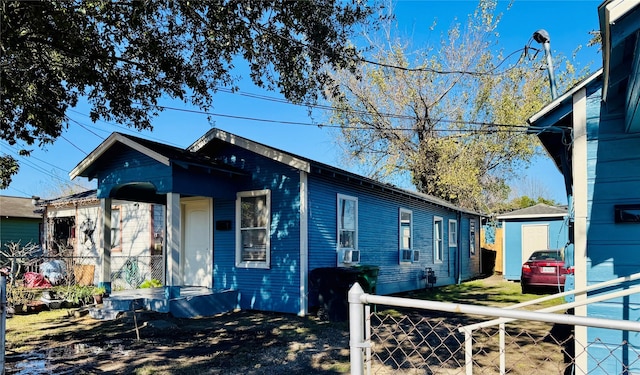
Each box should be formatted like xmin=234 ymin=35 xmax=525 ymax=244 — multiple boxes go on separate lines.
xmin=91 ymin=286 xmax=107 ymax=304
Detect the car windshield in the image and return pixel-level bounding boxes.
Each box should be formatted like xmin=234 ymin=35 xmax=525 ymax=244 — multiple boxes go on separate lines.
xmin=529 ymin=251 xmax=562 ymax=261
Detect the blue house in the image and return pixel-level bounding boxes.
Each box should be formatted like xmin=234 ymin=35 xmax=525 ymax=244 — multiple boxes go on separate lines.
xmin=496 ymin=203 xmax=569 ymax=282
xmin=528 ymin=0 xmax=639 ymax=371
xmin=69 ymin=129 xmax=483 ymax=316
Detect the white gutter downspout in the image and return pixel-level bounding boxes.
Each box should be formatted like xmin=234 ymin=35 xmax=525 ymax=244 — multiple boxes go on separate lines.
xmin=299 ymin=171 xmax=309 ymax=317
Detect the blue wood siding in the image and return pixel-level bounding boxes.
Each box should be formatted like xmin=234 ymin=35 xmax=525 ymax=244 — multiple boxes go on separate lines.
xmin=503 ymin=218 xmax=568 ymax=281
xmin=95 ymin=145 xmax=240 ymax=199
xmin=211 ymin=146 xmax=302 ymax=314
xmin=0 ymin=218 xmax=40 ymax=248
xmin=307 ymin=171 xmax=481 ymax=296
xmin=585 ymin=81 xmax=640 ymax=365
xmin=460 ymin=214 xmax=481 ymax=280
xmin=96 ymin=145 xmax=173 ymax=197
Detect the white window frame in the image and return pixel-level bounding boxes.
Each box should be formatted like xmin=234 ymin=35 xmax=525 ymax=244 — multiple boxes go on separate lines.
xmin=399 ymin=208 xmax=415 ymax=263
xmin=111 ymin=206 xmax=122 ymax=251
xmin=434 ymin=216 xmax=443 ymax=263
xmin=470 ymin=218 xmax=477 ymax=256
xmin=337 ymin=194 xmax=358 ymax=264
xmin=236 ymin=189 xmax=271 ymax=269
xmin=448 ymin=219 xmax=458 ymax=247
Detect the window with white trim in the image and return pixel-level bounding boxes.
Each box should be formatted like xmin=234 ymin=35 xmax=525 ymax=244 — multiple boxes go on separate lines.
xmin=434 ymin=216 xmax=443 ymax=263
xmin=448 ymin=219 xmax=458 ymax=247
xmin=470 ymin=219 xmax=476 ymax=256
xmin=399 ymin=208 xmax=416 ymax=263
xmin=337 ymin=194 xmax=358 ymax=264
xmin=236 ymin=190 xmax=270 ymax=268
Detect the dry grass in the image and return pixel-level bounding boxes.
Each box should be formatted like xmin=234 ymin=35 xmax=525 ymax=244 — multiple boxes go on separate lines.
xmin=5 ymin=274 xmax=569 ymax=374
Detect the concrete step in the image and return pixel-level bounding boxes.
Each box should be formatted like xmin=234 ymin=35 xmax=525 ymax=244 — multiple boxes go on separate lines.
xmin=88 ymin=307 xmax=122 ymax=321
xmin=103 ymin=296 xmax=143 ymax=311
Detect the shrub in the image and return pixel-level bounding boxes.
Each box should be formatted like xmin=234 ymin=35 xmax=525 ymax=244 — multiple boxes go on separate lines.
xmin=139 ymin=279 xmax=162 ymax=288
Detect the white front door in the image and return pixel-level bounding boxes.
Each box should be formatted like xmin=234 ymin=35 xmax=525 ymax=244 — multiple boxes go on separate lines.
xmin=182 ymin=198 xmax=212 ymax=288
xmin=521 ymin=224 xmax=549 ymax=263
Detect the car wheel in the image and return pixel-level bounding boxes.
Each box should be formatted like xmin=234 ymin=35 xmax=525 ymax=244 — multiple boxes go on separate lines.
xmin=521 ymin=284 xmax=530 ymax=294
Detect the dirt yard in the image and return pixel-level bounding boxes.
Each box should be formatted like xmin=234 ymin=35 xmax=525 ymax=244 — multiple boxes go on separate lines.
xmin=5 ymin=275 xmax=567 ymax=374
xmin=6 ymin=308 xmax=351 ymax=374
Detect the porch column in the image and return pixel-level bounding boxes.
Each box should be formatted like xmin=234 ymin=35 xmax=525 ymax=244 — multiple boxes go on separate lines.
xmin=166 ymin=193 xmax=182 ymax=295
xmin=99 ymin=198 xmax=112 ymax=293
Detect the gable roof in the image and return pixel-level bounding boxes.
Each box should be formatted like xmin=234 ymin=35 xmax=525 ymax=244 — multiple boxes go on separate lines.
xmin=188 ymin=128 xmax=311 ymax=173
xmin=69 ymin=129 xmax=483 ymax=217
xmin=496 ymin=203 xmax=568 ymax=220
xmin=189 ymin=129 xmax=483 ymax=217
xmin=70 ymin=132 xmax=246 ymax=180
xmin=0 ymin=196 xmax=42 ymax=219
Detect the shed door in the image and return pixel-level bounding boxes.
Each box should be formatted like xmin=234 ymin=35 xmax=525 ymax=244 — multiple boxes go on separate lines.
xmin=522 ymin=224 xmax=549 ymax=263
xmin=182 ymin=198 xmax=212 ymax=288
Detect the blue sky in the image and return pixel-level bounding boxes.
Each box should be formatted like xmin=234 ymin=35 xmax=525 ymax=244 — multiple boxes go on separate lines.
xmin=1 ymin=0 xmax=602 ymax=203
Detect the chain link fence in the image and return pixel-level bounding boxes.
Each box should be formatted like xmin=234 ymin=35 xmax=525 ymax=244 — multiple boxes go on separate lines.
xmin=368 ymin=311 xmax=568 ymax=374
xmin=3 ymin=253 xmax=164 ymax=290
xmin=350 ymin=286 xmax=640 ymax=375
xmin=110 ymin=255 xmax=164 ymax=290
xmin=368 ymin=311 xmax=640 ymax=374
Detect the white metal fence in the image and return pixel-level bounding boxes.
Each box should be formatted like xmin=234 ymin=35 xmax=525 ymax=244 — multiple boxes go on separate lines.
xmin=348 ymin=278 xmax=640 ymax=375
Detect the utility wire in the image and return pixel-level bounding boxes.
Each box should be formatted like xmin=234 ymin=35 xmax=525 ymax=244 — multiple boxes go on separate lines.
xmin=358 ymin=47 xmax=527 ymax=76
xmin=248 ymin=21 xmax=533 ymax=77
xmin=1 ymin=142 xmax=88 ymax=189
xmin=149 ymin=103 xmax=561 ymax=133
xmin=1 ymin=141 xmax=69 ymax=174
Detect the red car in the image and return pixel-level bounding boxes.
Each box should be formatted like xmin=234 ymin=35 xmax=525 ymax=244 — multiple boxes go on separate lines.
xmin=521 ymin=249 xmax=572 ymax=294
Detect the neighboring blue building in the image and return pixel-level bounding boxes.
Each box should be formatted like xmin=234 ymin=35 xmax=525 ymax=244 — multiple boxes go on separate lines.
xmin=70 ymin=129 xmax=483 ymax=316
xmin=0 ymin=195 xmax=42 ymax=250
xmin=528 ymin=0 xmax=639 ymax=371
xmin=496 ymin=204 xmax=569 ymax=281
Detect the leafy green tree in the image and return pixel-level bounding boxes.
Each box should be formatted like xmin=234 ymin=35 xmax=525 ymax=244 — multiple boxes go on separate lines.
xmin=325 ymin=0 xmax=584 ymax=211
xmin=492 ymin=195 xmax=560 ymax=214
xmin=1 ymin=0 xmax=374 ymax=188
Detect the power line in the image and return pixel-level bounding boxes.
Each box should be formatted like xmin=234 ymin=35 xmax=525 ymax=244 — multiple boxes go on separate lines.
xmin=149 ymin=103 xmax=560 ymax=134
xmin=357 ymin=47 xmax=527 ymax=76
xmin=1 ymin=141 xmax=69 ymax=174
xmin=248 ymin=21 xmax=532 ymax=77
xmin=66 ymin=109 xmax=185 ymax=148
xmin=1 ymin=142 xmax=88 ymax=190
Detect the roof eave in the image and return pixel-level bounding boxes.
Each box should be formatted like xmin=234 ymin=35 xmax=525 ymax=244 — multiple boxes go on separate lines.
xmin=528 ymin=70 xmax=603 ymax=126
xmin=496 ymin=213 xmax=568 ymax=220
xmin=69 ymin=133 xmax=171 ymax=180
xmin=188 ymin=129 xmax=311 ymax=173
xmin=598 ymin=0 xmax=640 ymax=102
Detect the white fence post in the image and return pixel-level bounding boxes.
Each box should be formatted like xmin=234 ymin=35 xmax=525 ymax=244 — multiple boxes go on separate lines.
xmin=462 ymin=327 xmax=473 ymax=375
xmin=349 ymin=282 xmax=365 ymax=375
xmin=0 ymin=267 xmax=9 ymax=375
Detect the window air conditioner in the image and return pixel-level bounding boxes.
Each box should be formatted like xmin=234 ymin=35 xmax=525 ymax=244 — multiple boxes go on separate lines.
xmin=343 ymin=249 xmax=360 ymax=263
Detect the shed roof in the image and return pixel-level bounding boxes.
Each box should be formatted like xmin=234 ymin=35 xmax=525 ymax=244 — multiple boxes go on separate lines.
xmin=496 ymin=203 xmax=568 ymax=220
xmin=0 ymin=196 xmax=42 ymax=219
xmin=40 ymin=190 xmax=98 ymax=207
